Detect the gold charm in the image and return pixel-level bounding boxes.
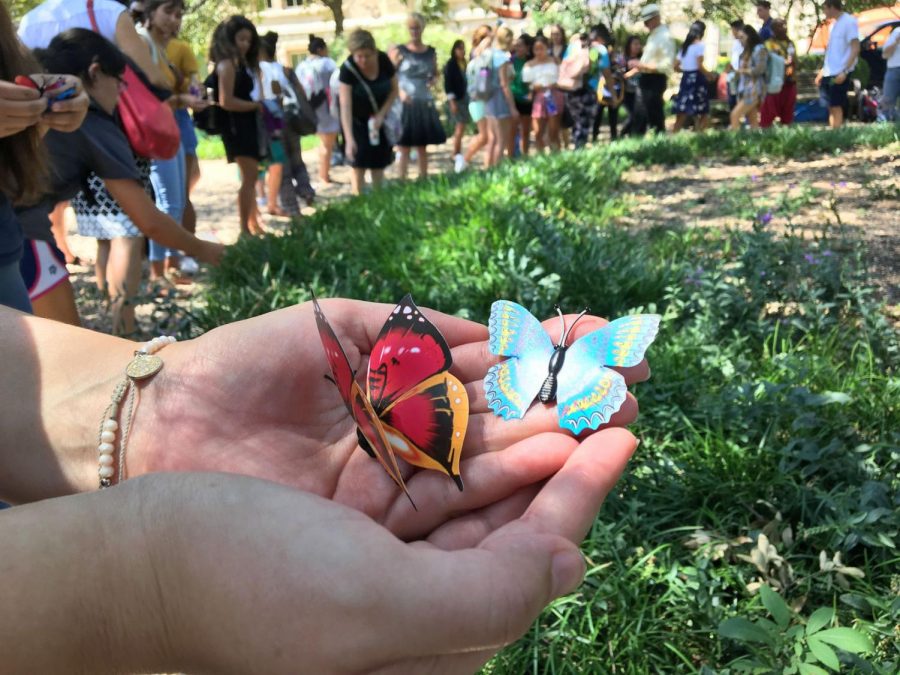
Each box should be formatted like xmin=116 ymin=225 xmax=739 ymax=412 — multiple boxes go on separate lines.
xmin=126 ymin=354 xmax=164 ymax=380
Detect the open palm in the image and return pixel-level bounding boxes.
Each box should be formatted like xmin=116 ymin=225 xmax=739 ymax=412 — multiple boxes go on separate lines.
xmin=128 ymin=299 xmax=649 ymax=539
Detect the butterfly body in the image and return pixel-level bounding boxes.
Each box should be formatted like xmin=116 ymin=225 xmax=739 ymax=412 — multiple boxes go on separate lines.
xmin=485 ymin=300 xmax=659 ymax=433
xmin=313 ymin=294 xmax=469 ymax=504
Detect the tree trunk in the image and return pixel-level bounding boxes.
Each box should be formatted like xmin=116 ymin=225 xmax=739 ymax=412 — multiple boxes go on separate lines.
xmin=325 ymin=0 xmax=344 ymax=35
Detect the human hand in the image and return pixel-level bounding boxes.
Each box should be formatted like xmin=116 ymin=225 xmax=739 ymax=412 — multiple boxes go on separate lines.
xmin=345 ymin=136 xmax=357 ymax=161
xmin=833 ymin=72 xmax=847 ymax=85
xmin=127 ymin=300 xmax=649 ymax=536
xmin=0 ymin=79 xmax=48 ymax=138
xmin=39 ymin=75 xmax=89 ymax=133
xmin=624 ymin=67 xmax=639 ymax=79
xmin=449 ymin=99 xmax=458 ymax=115
xmin=195 ymin=240 xmax=225 ymax=265
xmin=132 ymin=428 xmax=637 ymax=672
xmin=815 ymin=71 xmax=823 ymax=86
xmin=182 ymin=93 xmax=210 ymax=112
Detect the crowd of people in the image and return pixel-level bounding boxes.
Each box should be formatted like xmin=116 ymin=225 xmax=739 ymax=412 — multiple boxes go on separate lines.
xmin=1 ymin=0 xmax=898 ymax=336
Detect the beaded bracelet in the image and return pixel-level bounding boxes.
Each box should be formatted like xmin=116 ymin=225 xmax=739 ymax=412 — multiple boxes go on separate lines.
xmin=97 ymin=336 xmax=176 ymax=489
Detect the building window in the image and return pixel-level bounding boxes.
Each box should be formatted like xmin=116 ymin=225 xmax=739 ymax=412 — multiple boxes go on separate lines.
xmin=284 ymin=0 xmax=301 ymax=6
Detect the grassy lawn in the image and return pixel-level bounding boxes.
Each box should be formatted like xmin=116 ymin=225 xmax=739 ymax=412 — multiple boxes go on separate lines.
xmin=196 ymin=124 xmax=899 ymax=673
xmin=195 ymin=129 xmax=320 ymax=160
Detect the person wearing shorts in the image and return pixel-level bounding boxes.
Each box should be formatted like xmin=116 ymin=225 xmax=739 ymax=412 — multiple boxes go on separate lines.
xmin=19 ymin=238 xmax=80 ymax=325
xmin=815 ymin=0 xmax=859 ymax=128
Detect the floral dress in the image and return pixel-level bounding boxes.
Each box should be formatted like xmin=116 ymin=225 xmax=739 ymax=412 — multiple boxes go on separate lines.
xmin=738 ymin=44 xmax=769 ymax=106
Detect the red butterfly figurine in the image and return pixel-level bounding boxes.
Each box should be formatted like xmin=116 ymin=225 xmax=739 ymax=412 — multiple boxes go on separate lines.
xmin=312 ymin=294 xmax=469 ymax=507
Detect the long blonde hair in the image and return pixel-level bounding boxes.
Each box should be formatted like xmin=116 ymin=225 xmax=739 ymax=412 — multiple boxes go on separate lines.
xmin=495 ymin=26 xmax=514 ymax=51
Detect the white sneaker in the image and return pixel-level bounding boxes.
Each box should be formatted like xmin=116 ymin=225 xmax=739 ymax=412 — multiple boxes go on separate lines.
xmin=180 ymin=256 xmax=200 ymax=275
xmin=453 ymin=154 xmax=467 ymax=173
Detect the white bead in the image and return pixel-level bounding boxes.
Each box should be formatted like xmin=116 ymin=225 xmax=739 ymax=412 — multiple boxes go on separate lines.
xmin=99 ymin=454 xmax=114 ymax=467
xmin=102 ymin=419 xmax=119 ymax=432
xmin=98 ymin=442 xmax=114 ymax=455
xmin=100 ymin=430 xmax=116 ymax=443
xmin=98 ymin=466 xmax=115 ymax=479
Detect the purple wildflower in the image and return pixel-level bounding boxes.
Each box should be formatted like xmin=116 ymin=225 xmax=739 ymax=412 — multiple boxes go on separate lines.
xmin=750 ymin=175 xmax=759 ymax=183
xmin=822 ymin=249 xmax=834 ymax=257
xmin=838 ymin=181 xmax=847 ymax=188
xmin=758 ymin=211 xmax=773 ymax=225
xmin=804 ymin=253 xmax=819 ymax=265
xmin=760 ymin=270 xmax=767 ymax=277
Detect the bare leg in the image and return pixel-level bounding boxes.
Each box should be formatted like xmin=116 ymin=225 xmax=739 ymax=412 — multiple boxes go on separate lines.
xmin=235 ymin=156 xmax=261 ymax=236
xmin=350 ymin=168 xmax=365 ymax=195
xmin=183 ymin=154 xmax=200 ymax=234
xmin=548 ymin=115 xmax=561 ymax=151
xmin=370 ymin=169 xmax=385 ymax=190
xmin=518 ymin=114 xmax=531 ymax=156
xmin=49 ymin=202 xmax=75 ymax=263
xmin=673 ymin=113 xmax=687 ymax=132
xmin=696 ymin=114 xmax=709 ymax=132
xmin=95 ymin=239 xmax=110 ymax=295
xmin=452 ymin=122 xmax=464 ymax=156
xmin=266 ymin=163 xmax=288 ymax=216
xmin=106 ymin=237 xmax=144 ymax=336
xmin=747 ymin=106 xmax=760 ymax=129
xmin=533 ymin=117 xmax=547 ymax=153
xmin=829 ymin=105 xmax=843 ymax=128
xmin=318 ymin=132 xmax=336 ymax=183
xmin=31 ymin=278 xmax=80 ymax=326
xmin=397 ymin=147 xmax=411 ymax=180
xmin=464 ymin=119 xmax=488 ymax=164
xmin=486 ymin=117 xmax=501 ymax=167
xmin=416 ymin=146 xmax=427 ymax=179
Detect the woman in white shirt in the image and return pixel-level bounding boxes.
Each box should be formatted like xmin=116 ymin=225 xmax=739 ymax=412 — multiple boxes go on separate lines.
xmin=672 ymin=21 xmax=714 ymax=132
xmin=523 ymin=35 xmax=563 ymax=152
xmin=880 ymin=26 xmax=900 ymax=121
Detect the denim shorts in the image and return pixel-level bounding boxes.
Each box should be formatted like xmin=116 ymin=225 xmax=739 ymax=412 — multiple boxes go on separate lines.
xmin=485 ymin=88 xmax=511 ymax=119
xmin=175 ymin=108 xmax=199 ymax=156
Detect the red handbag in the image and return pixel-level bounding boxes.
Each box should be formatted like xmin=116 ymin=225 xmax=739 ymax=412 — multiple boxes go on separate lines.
xmin=87 ymin=0 xmax=180 ymax=159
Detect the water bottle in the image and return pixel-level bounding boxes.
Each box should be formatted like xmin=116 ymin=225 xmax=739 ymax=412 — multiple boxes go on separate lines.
xmin=368 ymin=116 xmax=380 ymax=146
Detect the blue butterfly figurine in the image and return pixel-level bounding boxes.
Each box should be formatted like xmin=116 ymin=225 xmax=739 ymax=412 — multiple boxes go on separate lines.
xmin=484 ymin=300 xmax=660 ymax=434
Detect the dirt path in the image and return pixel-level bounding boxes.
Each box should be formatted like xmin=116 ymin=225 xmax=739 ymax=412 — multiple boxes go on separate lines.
xmin=60 ymin=139 xmax=898 ymax=337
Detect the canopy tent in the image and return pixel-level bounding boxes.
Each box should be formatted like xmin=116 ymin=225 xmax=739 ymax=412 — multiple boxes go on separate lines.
xmin=809 ymin=4 xmax=900 ymax=51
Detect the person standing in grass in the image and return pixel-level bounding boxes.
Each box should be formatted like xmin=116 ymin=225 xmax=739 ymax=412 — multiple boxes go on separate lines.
xmin=443 ymin=39 xmax=470 ymax=172
xmin=880 ymin=25 xmax=900 ymax=121
xmin=724 ymin=20 xmax=744 ymax=111
xmin=760 ymin=19 xmax=797 ymax=128
xmin=484 ymin=26 xmax=519 ymax=166
xmin=297 ymin=35 xmax=340 ymax=185
xmin=815 ymin=0 xmax=859 ymax=129
xmin=626 ymin=4 xmax=675 ymax=135
xmin=510 ymin=34 xmax=533 ymax=157
xmin=209 ymin=15 xmax=265 ymax=236
xmin=620 ymin=35 xmax=643 ymax=136
xmin=730 ymin=25 xmax=768 ymax=130
xmin=392 ymin=13 xmax=446 ymax=181
xmin=672 ymin=20 xmax=714 ymax=132
xmin=523 ymin=35 xmax=563 ymax=152
xmin=462 ymin=24 xmax=494 ymax=170
xmin=339 ymin=30 xmax=398 ymax=195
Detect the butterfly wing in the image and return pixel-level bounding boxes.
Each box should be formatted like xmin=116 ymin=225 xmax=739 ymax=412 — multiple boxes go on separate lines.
xmin=367 ymin=294 xmax=452 ymax=412
xmin=379 ymin=372 xmax=468 ymax=490
xmin=349 ymin=382 xmax=412 ymax=503
xmin=556 ymin=315 xmax=661 ymax=433
xmin=484 ymin=300 xmax=554 ymax=420
xmin=313 ymin=295 xmax=412 ymax=504
xmin=312 ymin=294 xmax=356 ymax=412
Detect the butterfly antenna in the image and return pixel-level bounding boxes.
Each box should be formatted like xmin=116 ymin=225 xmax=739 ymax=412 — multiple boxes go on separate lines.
xmin=452 ymin=473 xmax=464 ymax=492
xmin=555 ymin=305 xmax=566 ymax=347
xmin=561 ymin=307 xmax=591 ymax=346
xmin=323 ymin=374 xmax=335 ymax=385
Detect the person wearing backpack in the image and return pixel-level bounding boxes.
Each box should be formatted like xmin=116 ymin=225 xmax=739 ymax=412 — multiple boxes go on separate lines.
xmin=730 ymin=24 xmax=768 ymax=130
xmin=297 ymin=35 xmax=339 ymax=185
xmin=482 ymin=26 xmax=518 ymax=167
xmin=461 ymin=24 xmax=493 ymax=170
xmin=760 ymin=19 xmax=796 ymax=128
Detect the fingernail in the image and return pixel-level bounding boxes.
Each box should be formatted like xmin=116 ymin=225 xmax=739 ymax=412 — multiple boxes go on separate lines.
xmin=551 ymin=549 xmax=586 ymax=598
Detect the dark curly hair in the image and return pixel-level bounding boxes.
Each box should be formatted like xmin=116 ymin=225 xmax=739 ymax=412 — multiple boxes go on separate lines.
xmin=209 ymin=15 xmax=260 ymax=68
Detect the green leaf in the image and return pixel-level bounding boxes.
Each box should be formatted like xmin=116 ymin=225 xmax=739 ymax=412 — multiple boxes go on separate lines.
xmin=807 ymin=636 xmax=840 ymax=670
xmin=815 ymin=627 xmax=874 ymax=654
xmin=760 ymin=585 xmax=792 ymax=629
xmin=719 ymin=618 xmax=775 ymax=647
xmin=806 ymin=608 xmax=834 ymax=636
xmin=798 ymin=663 xmax=830 ymax=675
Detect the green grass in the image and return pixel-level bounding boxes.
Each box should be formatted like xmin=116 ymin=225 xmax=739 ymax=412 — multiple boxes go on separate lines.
xmin=195 ymin=123 xmax=900 ymax=673
xmin=195 ymin=129 xmax=320 ymax=161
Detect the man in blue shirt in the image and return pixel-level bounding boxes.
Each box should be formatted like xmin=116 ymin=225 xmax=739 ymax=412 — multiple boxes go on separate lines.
xmin=757 ymin=1 xmax=774 ymax=41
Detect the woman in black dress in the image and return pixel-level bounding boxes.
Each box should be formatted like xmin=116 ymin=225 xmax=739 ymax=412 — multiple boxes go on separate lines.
xmin=338 ymin=30 xmax=399 ymax=196
xmin=209 ymin=16 xmax=264 ymax=235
